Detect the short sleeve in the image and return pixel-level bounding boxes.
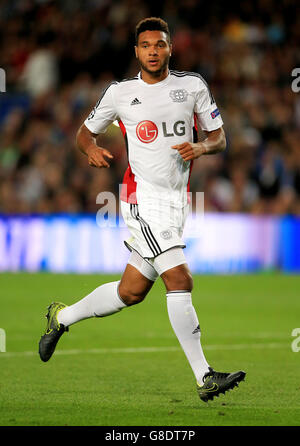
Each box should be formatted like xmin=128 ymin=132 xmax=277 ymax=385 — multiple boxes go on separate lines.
xmin=84 ymin=82 xmax=119 ymax=134
xmin=194 ymin=80 xmax=223 ymax=131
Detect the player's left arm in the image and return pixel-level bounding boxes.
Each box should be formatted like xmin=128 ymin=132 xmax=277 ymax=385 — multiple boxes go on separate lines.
xmin=171 ymin=126 xmax=226 ymax=161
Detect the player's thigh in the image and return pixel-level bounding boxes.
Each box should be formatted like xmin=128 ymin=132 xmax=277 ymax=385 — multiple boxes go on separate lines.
xmin=119 ymin=263 xmax=155 ymax=304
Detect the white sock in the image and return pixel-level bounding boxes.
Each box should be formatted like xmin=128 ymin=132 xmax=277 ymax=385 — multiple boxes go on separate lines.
xmin=166 ymin=291 xmax=210 ymax=384
xmin=57 ymin=281 xmax=127 ymax=327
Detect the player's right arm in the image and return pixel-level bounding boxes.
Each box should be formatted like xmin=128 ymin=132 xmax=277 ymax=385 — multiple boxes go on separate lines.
xmin=77 ymin=81 xmax=119 ymax=168
xmin=76 ymin=124 xmax=113 ymax=168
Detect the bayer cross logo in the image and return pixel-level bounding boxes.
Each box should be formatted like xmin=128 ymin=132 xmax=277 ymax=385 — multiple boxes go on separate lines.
xmin=136 ymin=120 xmax=158 ymax=143
xmin=160 ymin=230 xmax=172 ymax=240
xmin=169 ymin=89 xmax=188 ymax=103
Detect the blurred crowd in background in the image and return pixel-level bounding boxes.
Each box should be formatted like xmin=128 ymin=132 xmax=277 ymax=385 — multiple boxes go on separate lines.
xmin=0 ymin=0 xmax=299 ymax=215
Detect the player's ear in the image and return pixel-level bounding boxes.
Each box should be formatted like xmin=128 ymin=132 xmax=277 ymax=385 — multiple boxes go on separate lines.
xmin=169 ymin=43 xmax=172 ymax=56
xmin=134 ymin=46 xmax=138 ymax=58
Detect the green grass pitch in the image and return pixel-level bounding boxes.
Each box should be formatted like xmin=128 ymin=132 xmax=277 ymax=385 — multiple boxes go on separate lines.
xmin=0 ymin=272 xmax=299 ymax=426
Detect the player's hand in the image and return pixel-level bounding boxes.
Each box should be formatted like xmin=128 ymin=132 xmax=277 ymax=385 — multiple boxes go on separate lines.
xmin=86 ymin=145 xmax=114 ymax=168
xmin=171 ymin=142 xmax=206 ymax=161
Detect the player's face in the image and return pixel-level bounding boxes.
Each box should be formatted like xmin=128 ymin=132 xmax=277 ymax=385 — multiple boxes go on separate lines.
xmin=135 ymin=30 xmax=172 ymax=77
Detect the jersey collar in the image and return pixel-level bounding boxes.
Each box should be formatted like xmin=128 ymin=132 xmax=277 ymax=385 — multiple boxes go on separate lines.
xmin=137 ymin=70 xmax=171 ymax=87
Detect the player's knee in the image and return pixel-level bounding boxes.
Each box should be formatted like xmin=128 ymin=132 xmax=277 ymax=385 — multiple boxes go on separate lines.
xmin=162 ymin=266 xmax=193 ymax=292
xmin=118 ymin=283 xmax=146 ymax=306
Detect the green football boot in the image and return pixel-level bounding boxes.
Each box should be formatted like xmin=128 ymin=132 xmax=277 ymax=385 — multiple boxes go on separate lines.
xmin=197 ymin=367 xmax=246 ymax=402
xmin=39 ymin=302 xmax=68 ymax=362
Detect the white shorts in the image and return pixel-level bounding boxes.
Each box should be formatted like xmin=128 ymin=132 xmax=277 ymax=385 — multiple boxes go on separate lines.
xmin=128 ymin=247 xmax=188 ymax=281
xmin=120 ymin=200 xmax=189 ymax=259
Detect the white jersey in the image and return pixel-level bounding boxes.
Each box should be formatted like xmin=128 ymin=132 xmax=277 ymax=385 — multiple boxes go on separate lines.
xmin=84 ymin=70 xmax=223 ymax=208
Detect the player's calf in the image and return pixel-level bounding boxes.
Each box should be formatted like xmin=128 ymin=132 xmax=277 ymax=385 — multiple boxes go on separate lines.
xmin=118 ymin=263 xmax=154 ymax=306
xmin=118 ymin=285 xmax=147 ymax=306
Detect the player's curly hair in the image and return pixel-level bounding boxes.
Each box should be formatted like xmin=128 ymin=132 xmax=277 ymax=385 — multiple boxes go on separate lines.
xmin=135 ymin=17 xmax=170 ymax=44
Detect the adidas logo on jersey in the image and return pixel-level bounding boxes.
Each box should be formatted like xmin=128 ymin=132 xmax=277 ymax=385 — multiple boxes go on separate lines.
xmin=131 ymin=98 xmax=141 ymax=105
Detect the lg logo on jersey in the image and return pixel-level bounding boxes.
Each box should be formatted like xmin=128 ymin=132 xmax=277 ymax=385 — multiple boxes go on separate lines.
xmin=162 ymin=121 xmax=186 ymax=138
xmin=136 ymin=121 xmax=158 ymax=143
xmin=136 ymin=120 xmax=185 ymax=143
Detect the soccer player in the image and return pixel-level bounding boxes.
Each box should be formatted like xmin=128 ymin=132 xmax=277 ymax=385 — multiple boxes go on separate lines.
xmin=39 ymin=17 xmax=246 ymax=402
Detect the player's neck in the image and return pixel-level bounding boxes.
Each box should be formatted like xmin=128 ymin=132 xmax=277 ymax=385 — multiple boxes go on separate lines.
xmin=140 ymin=68 xmax=169 ymax=84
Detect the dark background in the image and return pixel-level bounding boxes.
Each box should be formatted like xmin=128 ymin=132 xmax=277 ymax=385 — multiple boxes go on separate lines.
xmin=0 ymin=0 xmax=299 ymax=215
